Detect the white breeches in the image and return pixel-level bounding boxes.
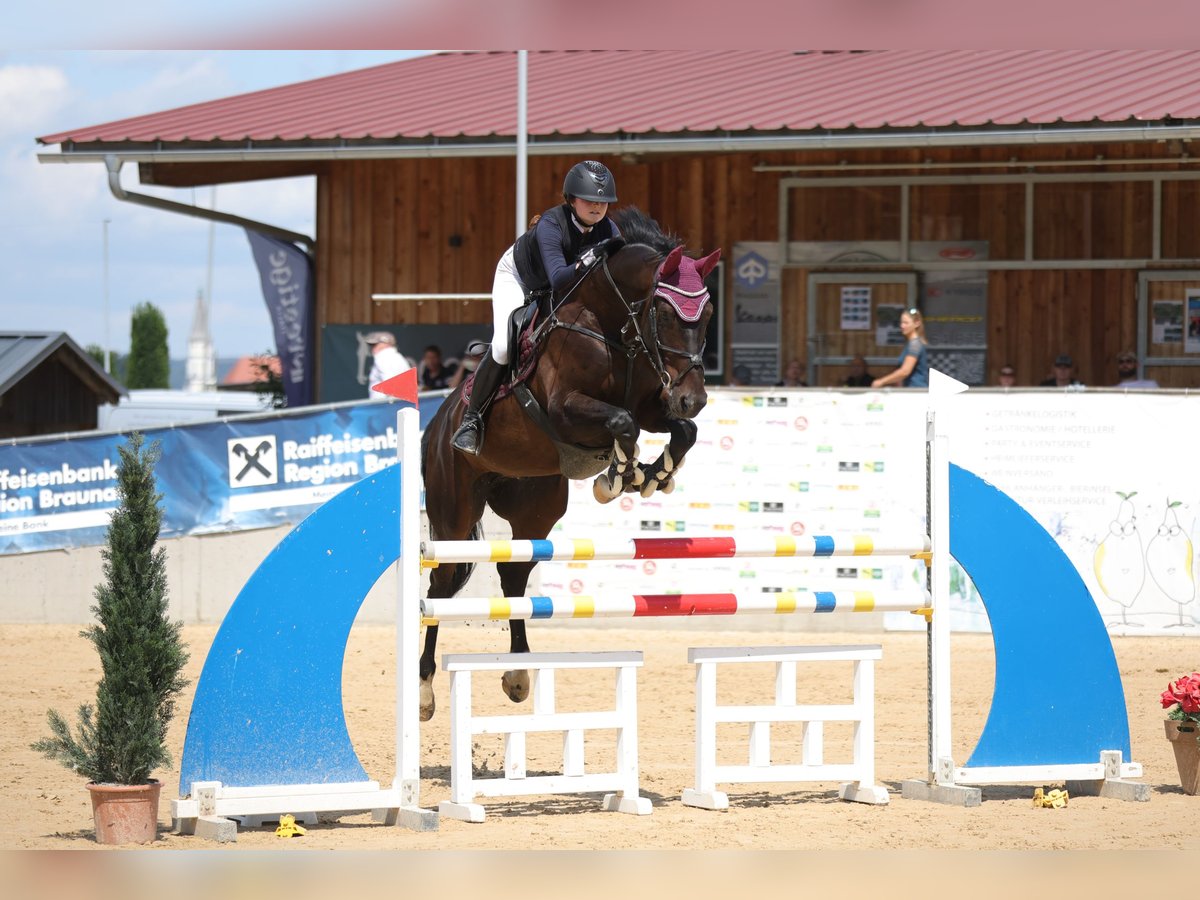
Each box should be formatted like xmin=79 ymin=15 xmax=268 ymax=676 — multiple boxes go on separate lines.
xmin=490 ymin=245 xmax=527 ymax=364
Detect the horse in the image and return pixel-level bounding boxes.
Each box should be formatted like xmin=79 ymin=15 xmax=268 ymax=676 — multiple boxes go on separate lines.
xmin=419 ymin=207 xmax=720 ymax=720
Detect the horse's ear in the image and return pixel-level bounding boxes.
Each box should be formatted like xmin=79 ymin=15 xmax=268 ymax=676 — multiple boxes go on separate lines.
xmin=661 ymin=245 xmax=684 ymax=277
xmin=696 ymin=248 xmax=722 ymax=279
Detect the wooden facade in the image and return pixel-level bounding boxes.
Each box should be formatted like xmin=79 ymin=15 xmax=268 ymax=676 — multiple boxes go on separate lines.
xmin=296 ymin=141 xmax=1200 ymax=394
xmin=0 ymin=351 xmax=120 ymax=439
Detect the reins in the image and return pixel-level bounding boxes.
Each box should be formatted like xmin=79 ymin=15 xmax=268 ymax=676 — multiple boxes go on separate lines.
xmin=531 ymin=252 xmax=706 ymax=406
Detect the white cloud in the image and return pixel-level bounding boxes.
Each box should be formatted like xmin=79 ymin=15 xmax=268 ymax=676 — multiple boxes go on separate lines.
xmin=0 ymin=65 xmax=71 ymax=139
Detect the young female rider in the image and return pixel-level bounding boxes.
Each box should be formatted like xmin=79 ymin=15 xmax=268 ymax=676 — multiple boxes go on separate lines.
xmin=452 ymin=160 xmax=622 ymax=455
xmin=871 ymin=307 xmax=930 ymax=388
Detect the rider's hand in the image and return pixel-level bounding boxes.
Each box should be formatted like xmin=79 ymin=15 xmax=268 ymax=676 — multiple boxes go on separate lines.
xmin=578 ymin=246 xmax=599 ymax=269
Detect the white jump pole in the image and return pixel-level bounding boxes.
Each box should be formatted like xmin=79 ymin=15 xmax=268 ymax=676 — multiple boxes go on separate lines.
xmin=394 ymin=403 xmax=434 ymax=826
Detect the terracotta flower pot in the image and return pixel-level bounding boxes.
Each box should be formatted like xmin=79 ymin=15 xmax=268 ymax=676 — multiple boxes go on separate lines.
xmin=1164 ymin=719 xmax=1200 ymax=796
xmin=86 ymin=780 xmax=162 ymax=844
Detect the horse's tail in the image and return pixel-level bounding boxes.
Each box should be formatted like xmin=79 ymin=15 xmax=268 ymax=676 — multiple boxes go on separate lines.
xmin=420 ymin=400 xmax=478 ymax=597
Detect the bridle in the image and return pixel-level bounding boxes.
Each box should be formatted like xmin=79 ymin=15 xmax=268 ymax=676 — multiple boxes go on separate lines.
xmin=537 ymin=252 xmax=708 ymax=402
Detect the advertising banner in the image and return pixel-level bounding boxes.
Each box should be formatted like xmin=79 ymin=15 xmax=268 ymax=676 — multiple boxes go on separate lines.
xmin=0 ymin=403 xmax=416 ymax=555
xmin=245 ymin=230 xmax=315 ymax=408
xmin=541 ymin=389 xmax=1197 ymax=637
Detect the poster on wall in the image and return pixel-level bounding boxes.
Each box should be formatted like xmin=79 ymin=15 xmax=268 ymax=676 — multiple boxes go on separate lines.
xmin=840 ymin=285 xmax=872 ymax=330
xmin=730 ymin=242 xmax=782 ymax=384
xmin=875 ymin=305 xmax=905 ymax=346
xmin=1187 ymin=290 xmax=1200 ymax=354
xmin=1153 ymin=300 xmax=1184 ymax=345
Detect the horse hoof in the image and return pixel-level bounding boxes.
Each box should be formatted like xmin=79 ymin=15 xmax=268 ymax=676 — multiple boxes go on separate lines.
xmin=593 ymin=475 xmax=619 ymax=503
xmin=502 ymin=670 xmax=530 ymax=703
xmin=639 ymin=476 xmax=658 ymax=498
xmin=420 ymin=679 xmax=435 ymax=721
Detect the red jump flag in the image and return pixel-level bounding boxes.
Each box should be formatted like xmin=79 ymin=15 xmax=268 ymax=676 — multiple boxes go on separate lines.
xmin=372 ymin=368 xmax=419 ymax=405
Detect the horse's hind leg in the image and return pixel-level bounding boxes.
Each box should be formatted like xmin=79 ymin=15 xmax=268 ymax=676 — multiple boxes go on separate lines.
xmin=496 ymin=560 xmax=537 ymax=703
xmin=420 ymin=432 xmax=489 ymax=721
xmin=487 ymin=475 xmax=569 ymax=705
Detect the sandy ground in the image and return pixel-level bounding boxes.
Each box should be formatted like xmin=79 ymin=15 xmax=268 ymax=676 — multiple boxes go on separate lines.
xmin=2 ymin=621 xmax=1197 ymax=852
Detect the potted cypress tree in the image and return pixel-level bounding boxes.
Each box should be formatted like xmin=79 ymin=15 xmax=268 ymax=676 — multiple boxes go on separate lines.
xmin=32 ymin=432 xmax=189 ymax=844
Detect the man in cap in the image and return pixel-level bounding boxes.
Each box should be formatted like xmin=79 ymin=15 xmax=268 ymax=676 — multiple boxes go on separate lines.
xmin=1039 ymin=353 xmax=1081 ymax=387
xmin=1115 ymin=350 xmax=1159 ymax=389
xmin=364 ymin=331 xmax=411 ymax=398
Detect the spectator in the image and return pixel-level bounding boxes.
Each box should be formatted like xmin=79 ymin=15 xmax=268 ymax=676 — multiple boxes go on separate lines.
xmin=776 ymin=358 xmax=808 ymax=387
xmin=1039 ymin=354 xmax=1082 ymax=387
xmin=419 ymin=344 xmax=458 ymax=390
xmin=1115 ymin=350 xmax=1159 ymax=389
xmin=365 ymin=331 xmax=411 ymax=398
xmin=844 ymin=355 xmax=873 ymax=387
xmin=729 ymin=364 xmax=753 ymax=386
xmin=997 ymin=363 xmax=1017 ymax=389
xmin=448 ymin=339 xmax=488 ymax=390
xmin=871 ymin=308 xmax=929 ymax=388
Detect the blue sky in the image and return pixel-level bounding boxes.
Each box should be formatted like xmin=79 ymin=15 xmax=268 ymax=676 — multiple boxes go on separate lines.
xmin=0 ymin=50 xmax=426 ymax=361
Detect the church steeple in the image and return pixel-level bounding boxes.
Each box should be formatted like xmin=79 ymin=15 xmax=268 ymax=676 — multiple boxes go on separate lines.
xmin=185 ymin=288 xmax=217 ymax=391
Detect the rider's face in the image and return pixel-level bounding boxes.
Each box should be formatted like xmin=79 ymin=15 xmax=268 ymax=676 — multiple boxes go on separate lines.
xmin=571 ymin=197 xmax=609 ymax=227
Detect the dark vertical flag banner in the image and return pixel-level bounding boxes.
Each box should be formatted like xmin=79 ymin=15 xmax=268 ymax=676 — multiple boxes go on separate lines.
xmin=245 ymin=229 xmax=315 ymax=407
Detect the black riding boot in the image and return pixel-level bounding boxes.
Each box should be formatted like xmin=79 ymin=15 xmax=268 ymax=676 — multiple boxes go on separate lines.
xmin=451 ymin=353 xmax=504 ymax=455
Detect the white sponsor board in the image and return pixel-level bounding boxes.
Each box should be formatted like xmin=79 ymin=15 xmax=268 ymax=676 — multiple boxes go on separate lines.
xmin=540 ymin=388 xmax=1198 ymax=636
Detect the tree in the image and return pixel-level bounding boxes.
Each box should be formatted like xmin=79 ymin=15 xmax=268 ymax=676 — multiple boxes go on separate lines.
xmin=125 ymin=303 xmax=169 ymax=389
xmin=84 ymin=343 xmax=124 ymax=383
xmin=32 ymin=433 xmax=189 ymax=784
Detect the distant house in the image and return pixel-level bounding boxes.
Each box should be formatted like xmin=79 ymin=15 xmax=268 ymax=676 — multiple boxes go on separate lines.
xmin=0 ymin=332 xmax=124 ymax=439
xmin=220 ymin=355 xmax=282 ymax=393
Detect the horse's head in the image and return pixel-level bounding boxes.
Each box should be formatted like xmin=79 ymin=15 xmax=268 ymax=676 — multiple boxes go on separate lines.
xmin=647 ymin=244 xmax=721 ymax=419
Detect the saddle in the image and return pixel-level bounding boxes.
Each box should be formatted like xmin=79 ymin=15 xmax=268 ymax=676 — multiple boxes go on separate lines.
xmin=460 ymin=290 xmax=553 ymax=404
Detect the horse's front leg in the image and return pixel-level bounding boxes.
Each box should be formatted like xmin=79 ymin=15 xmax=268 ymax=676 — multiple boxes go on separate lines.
xmin=554 ymin=393 xmax=644 ymax=502
xmin=634 ymin=418 xmax=698 ymax=497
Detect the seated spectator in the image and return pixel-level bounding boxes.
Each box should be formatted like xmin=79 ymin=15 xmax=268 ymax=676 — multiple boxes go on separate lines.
xmin=997 ymin=364 xmax=1017 ymax=388
xmin=448 ymin=339 xmax=488 ymax=390
xmin=1039 ymin=354 xmax=1082 ymax=387
xmin=729 ymin=364 xmax=753 ymax=387
xmin=776 ymin=358 xmax=808 ymax=387
xmin=843 ymin=355 xmax=873 ymax=387
xmin=418 ymin=344 xmax=458 ymax=390
xmin=1115 ymin=350 xmax=1159 ymax=389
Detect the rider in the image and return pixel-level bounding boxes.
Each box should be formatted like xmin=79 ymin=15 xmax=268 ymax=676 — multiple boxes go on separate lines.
xmin=451 ymin=160 xmax=622 ymax=455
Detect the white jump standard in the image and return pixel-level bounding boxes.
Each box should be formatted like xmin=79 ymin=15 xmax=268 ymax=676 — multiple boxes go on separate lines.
xmin=439 ymin=651 xmax=651 ymax=822
xmin=682 ymin=645 xmax=888 ymax=810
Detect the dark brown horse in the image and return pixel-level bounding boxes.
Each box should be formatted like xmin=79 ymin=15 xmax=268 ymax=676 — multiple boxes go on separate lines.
xmin=419 ymin=208 xmax=720 ymax=720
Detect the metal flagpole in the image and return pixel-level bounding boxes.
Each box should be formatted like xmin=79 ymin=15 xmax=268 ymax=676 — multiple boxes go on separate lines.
xmin=516 ymin=50 xmax=528 ymax=240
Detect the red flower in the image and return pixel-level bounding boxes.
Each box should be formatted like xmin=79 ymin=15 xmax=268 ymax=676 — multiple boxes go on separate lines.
xmin=1162 ymin=672 xmax=1200 ymax=715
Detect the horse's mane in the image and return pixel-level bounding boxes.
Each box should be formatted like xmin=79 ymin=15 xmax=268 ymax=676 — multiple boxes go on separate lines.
xmin=612 ymin=206 xmax=682 ymax=254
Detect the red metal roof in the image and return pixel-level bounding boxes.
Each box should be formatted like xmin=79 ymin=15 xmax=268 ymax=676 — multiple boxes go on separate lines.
xmin=38 ymin=50 xmax=1200 ymax=146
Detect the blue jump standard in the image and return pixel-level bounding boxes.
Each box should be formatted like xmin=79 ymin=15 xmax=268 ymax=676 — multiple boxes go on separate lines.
xmin=179 ymin=461 xmax=1131 ymax=793
xmin=948 ymin=464 xmax=1131 ymax=767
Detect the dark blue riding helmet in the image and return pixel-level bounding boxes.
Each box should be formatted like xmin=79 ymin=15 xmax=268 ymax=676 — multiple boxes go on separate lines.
xmin=563 ymin=160 xmax=618 ymax=204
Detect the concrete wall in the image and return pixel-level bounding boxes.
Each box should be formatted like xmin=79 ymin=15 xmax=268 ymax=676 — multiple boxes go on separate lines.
xmin=0 ymin=511 xmax=506 ymax=626
xmin=0 ymin=509 xmax=879 ymax=633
